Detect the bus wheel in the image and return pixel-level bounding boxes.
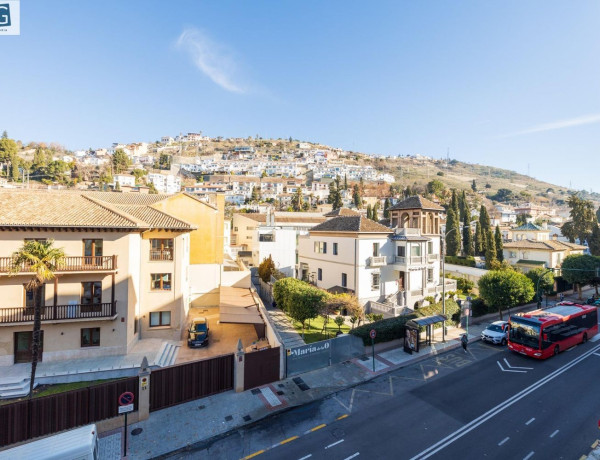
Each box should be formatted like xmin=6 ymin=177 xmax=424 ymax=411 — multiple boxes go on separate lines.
xmin=582 ymin=333 xmax=588 ymax=344
xmin=501 ymin=338 xmax=507 ymax=346
xmin=553 ymin=345 xmax=560 ymax=356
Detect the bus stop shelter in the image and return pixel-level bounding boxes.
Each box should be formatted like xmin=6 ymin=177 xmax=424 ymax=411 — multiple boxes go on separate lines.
xmin=404 ymin=315 xmax=447 ymax=354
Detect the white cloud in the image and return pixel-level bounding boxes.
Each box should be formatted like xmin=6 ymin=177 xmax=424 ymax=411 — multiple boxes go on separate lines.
xmin=501 ymin=113 xmax=600 ymax=138
xmin=176 ymin=28 xmax=245 ymax=94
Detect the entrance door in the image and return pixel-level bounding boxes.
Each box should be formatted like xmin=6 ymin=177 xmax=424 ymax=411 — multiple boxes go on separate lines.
xmin=14 ymin=331 xmax=44 ymax=364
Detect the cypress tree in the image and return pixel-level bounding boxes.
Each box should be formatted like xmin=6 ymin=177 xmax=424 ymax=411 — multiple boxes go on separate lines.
xmin=446 ymin=208 xmax=461 ymax=256
xmin=589 ymin=222 xmax=600 ymax=256
xmin=344 ymin=174 xmax=348 ymax=190
xmin=474 ymin=221 xmax=484 ymax=256
xmin=366 ymin=204 xmax=372 ymax=220
xmin=485 ymin=229 xmax=497 ymax=269
xmin=451 ymin=189 xmax=459 ymax=216
xmin=479 ymin=205 xmax=491 ymax=253
xmin=463 ymin=214 xmax=474 ymax=256
xmin=383 ymin=198 xmax=390 ymax=219
xmin=494 ymin=225 xmax=504 ymax=261
xmin=460 ymin=190 xmax=469 ymax=222
xmin=372 ymin=202 xmax=380 ymax=221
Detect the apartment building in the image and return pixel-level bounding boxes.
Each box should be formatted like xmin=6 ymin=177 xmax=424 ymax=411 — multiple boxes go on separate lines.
xmin=147 ymin=173 xmax=182 ymax=194
xmin=0 ymin=191 xmax=194 ymax=367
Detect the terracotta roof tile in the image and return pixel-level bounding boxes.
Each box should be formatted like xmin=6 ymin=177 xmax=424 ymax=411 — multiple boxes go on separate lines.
xmin=324 ymin=207 xmax=360 ymax=217
xmin=310 ymin=216 xmax=393 ymax=233
xmin=389 ymin=195 xmax=445 ymax=211
xmin=504 ymin=239 xmax=586 ymax=251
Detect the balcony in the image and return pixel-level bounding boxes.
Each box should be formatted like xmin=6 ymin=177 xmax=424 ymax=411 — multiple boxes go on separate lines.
xmin=0 ymin=256 xmax=117 ymax=274
xmin=394 ymin=256 xmax=426 ymax=265
xmin=150 ymin=250 xmax=173 ymax=261
xmin=368 ymin=256 xmax=387 ymax=267
xmin=427 ymin=254 xmax=439 ymax=262
xmin=0 ymin=302 xmax=117 ymax=324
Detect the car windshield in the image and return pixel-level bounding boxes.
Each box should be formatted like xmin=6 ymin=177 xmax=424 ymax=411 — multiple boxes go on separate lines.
xmin=509 ymin=317 xmax=540 ymax=349
xmin=191 ymin=322 xmax=207 ymax=333
xmin=487 ymin=325 xmax=504 ymax=333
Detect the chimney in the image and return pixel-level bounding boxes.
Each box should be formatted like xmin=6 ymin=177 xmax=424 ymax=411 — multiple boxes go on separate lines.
xmin=552 ymin=233 xmax=558 ymax=241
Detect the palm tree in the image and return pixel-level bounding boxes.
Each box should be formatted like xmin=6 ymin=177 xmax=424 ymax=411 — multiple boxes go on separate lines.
xmin=9 ymin=240 xmax=65 ymax=398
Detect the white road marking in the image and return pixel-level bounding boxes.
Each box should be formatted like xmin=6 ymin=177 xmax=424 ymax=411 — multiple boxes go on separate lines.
xmin=409 ymin=343 xmax=600 ymax=460
xmin=523 ymin=451 xmax=535 ymax=460
xmin=344 ymin=453 xmax=360 ymax=460
xmin=550 ymin=430 xmax=559 ymax=438
xmin=325 ymin=440 xmax=344 ymax=449
xmin=298 ymin=455 xmax=312 ymax=460
xmin=593 ymin=353 xmax=600 ymax=357
xmin=498 ymin=437 xmax=510 ymax=446
xmin=503 ymin=358 xmax=534 ymax=370
xmin=526 ymin=418 xmax=535 ymax=425
xmin=590 ymin=334 xmax=600 ymax=342
xmin=497 ymin=361 xmax=528 ymax=373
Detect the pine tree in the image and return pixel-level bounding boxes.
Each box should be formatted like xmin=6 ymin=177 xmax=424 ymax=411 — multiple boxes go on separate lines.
xmin=383 ymin=198 xmax=390 ymax=219
xmin=446 ymin=209 xmax=461 ymax=256
xmin=366 ymin=204 xmax=372 ymax=220
xmin=471 ymin=179 xmax=477 ymax=192
xmin=327 ymin=179 xmax=342 ymax=209
xmin=463 ymin=214 xmax=474 ymax=256
xmin=474 ymin=221 xmax=484 ymax=256
xmin=485 ymin=229 xmax=497 ymax=269
xmin=494 ymin=225 xmax=504 ymax=261
xmin=479 ymin=205 xmax=491 ymax=253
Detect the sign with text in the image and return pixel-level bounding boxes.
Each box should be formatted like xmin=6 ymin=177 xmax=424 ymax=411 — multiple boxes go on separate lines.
xmin=0 ymin=1 xmax=20 ymax=35
xmin=118 ymin=404 xmax=134 ymax=414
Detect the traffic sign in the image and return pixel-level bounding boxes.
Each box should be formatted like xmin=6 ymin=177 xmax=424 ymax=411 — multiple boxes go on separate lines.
xmin=118 ymin=404 xmax=134 ymax=414
xmin=119 ymin=391 xmax=134 ymax=406
xmin=370 ymin=329 xmax=376 ymax=339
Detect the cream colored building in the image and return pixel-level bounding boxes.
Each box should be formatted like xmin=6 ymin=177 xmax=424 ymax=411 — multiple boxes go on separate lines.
xmin=0 ymin=191 xmax=196 ymax=366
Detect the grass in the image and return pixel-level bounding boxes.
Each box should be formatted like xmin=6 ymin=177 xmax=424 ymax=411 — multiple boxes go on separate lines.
xmin=0 ymin=379 xmax=121 ymax=405
xmin=291 ymin=315 xmax=352 ymax=344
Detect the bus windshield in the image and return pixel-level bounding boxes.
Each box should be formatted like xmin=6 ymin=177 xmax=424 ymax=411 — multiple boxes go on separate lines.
xmin=509 ymin=317 xmax=540 ymax=349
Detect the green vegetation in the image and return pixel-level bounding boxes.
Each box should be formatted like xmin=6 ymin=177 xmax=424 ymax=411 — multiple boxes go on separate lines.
xmin=478 ymin=270 xmax=535 ymax=320
xmin=445 ymin=255 xmax=476 ymax=267
xmin=290 ymin=315 xmax=351 ymax=344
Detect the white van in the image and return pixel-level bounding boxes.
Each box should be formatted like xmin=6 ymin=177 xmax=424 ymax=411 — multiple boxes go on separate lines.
xmin=0 ymin=424 xmax=99 ymax=460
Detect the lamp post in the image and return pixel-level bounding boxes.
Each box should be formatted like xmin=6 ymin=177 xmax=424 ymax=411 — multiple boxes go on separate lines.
xmin=536 ymin=268 xmax=554 ymax=308
xmin=440 ymin=226 xmax=459 ymax=343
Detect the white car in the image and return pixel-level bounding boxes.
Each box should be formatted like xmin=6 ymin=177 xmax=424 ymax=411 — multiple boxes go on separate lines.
xmin=481 ymin=321 xmax=509 ymax=345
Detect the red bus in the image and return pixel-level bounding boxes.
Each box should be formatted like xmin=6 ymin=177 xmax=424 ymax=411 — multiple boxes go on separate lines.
xmin=508 ymin=302 xmax=598 ymax=359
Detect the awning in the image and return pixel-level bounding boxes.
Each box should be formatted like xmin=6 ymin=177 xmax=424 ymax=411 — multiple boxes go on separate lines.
xmin=219 ymin=286 xmax=264 ymax=324
xmin=406 ymin=314 xmax=448 ymax=328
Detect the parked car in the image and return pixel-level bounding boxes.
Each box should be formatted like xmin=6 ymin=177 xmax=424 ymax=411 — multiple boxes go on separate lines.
xmin=187 ymin=317 xmax=209 ymax=348
xmin=481 ymin=320 xmax=509 ymax=345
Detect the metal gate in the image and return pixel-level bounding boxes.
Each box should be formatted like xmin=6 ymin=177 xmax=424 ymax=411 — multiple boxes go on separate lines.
xmin=150 ymin=354 xmax=234 ymax=412
xmin=244 ymin=347 xmax=280 ymax=390
xmin=286 ymin=334 xmax=364 ymax=377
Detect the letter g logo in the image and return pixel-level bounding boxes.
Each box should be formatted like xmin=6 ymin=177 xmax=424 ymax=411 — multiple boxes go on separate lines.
xmin=0 ymin=4 xmax=10 ymax=27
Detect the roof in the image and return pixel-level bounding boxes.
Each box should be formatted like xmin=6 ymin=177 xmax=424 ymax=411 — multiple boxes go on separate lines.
xmin=407 ymin=315 xmax=448 ymax=327
xmin=513 ymin=223 xmax=545 ymax=231
xmin=219 ymin=286 xmax=263 ymax=324
xmin=235 ymin=213 xmax=267 ymax=223
xmin=390 ymin=234 xmax=431 ymax=242
xmin=0 ymin=190 xmax=194 ymax=231
xmin=309 ymin=216 xmax=393 ymax=233
xmin=389 ymin=195 xmax=445 ymax=212
xmin=324 ymin=207 xmax=360 ymax=217
xmin=504 ymin=239 xmax=586 ymax=251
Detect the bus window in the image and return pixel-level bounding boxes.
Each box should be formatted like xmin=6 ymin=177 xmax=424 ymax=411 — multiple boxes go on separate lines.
xmin=509 ymin=318 xmax=540 ymax=349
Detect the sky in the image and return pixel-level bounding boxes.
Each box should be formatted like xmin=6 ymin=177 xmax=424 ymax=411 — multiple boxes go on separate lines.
xmin=1 ymin=1 xmax=599 ymax=192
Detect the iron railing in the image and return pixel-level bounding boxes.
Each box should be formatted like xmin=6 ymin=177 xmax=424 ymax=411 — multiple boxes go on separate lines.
xmin=0 ymin=301 xmax=117 ymax=324
xmin=0 ymin=255 xmax=117 ymax=273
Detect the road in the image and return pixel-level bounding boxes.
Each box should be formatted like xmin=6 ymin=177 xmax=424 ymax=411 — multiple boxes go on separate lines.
xmin=167 ymin=335 xmax=600 ymax=460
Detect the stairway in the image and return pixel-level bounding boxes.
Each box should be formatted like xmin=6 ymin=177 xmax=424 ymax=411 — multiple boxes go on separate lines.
xmin=0 ymin=377 xmax=38 ymax=399
xmin=154 ymin=342 xmax=181 ymax=367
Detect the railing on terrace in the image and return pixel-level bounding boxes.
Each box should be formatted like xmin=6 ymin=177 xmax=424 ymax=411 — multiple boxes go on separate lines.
xmin=368 ymin=256 xmax=387 ymax=267
xmin=0 ymin=256 xmax=117 ymax=273
xmin=394 ymin=256 xmax=425 ymax=265
xmin=427 ymin=254 xmax=439 ymax=262
xmin=0 ymin=301 xmax=117 ymax=324
xmin=150 ymin=250 xmax=173 ymax=261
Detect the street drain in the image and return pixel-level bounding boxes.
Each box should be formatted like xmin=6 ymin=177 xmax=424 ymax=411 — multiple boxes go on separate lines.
xmin=131 ymin=428 xmax=143 ymax=436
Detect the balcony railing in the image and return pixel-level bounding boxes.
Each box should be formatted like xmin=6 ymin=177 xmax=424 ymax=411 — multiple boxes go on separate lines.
xmin=150 ymin=249 xmax=173 ymax=261
xmin=0 ymin=301 xmax=117 ymax=324
xmin=394 ymin=256 xmax=425 ymax=265
xmin=427 ymin=254 xmax=439 ymax=262
xmin=368 ymin=256 xmax=387 ymax=267
xmin=0 ymin=256 xmax=117 ymax=273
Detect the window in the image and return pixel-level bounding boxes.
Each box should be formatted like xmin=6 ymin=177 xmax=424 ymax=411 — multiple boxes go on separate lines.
xmin=410 ymin=244 xmax=421 ymax=256
xmin=81 ymin=281 xmax=102 ymax=312
xmin=234 ymin=227 xmax=238 ymax=232
xmin=427 ymin=241 xmax=433 ymax=254
xmin=397 ymin=246 xmax=406 ymax=257
xmin=373 ymin=243 xmax=380 ymax=257
xmin=314 ymin=241 xmax=327 ymax=254
xmin=83 ymin=239 xmax=103 ymax=258
xmin=81 ymin=328 xmax=100 ymax=347
xmin=372 ymin=273 xmax=380 ymax=290
xmin=510 ymin=251 xmax=517 ymax=258
xmin=151 ymin=273 xmax=172 ymax=291
xmin=333 ymin=243 xmax=338 ymax=256
xmin=246 ymin=226 xmax=254 ymax=230
xmin=427 ymin=268 xmax=434 ymax=282
xmin=150 ymin=311 xmax=171 ymax=327
xmin=150 ymin=239 xmax=174 ymax=261
xmin=342 ymin=273 xmax=347 ymax=288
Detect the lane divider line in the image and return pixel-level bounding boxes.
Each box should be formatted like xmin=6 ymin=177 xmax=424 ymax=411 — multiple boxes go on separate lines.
xmin=344 ymin=453 xmax=360 ymax=460
xmin=325 ymin=439 xmax=344 ymax=449
xmin=298 ymin=455 xmax=312 ymax=460
xmin=280 ymin=436 xmax=299 ymax=445
xmin=310 ymin=424 xmax=326 ymax=432
xmin=243 ymin=449 xmax=265 ymax=459
xmin=525 ymin=418 xmax=535 ymax=425
xmin=498 ymin=437 xmax=509 ymax=446
xmin=550 ymin=429 xmax=559 ymax=438
xmin=337 ymin=414 xmax=349 ymax=420
xmin=523 ymin=451 xmax=535 ymax=460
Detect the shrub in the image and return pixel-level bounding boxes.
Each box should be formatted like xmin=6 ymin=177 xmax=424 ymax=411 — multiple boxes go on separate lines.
xmin=273 ymin=277 xmax=305 ymax=312
xmin=445 ymin=256 xmax=476 ymax=267
xmin=424 ymin=296 xmax=436 ymax=304
xmin=470 ymin=298 xmax=489 ymax=317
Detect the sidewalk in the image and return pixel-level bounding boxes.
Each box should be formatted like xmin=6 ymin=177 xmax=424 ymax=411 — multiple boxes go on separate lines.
xmin=99 ymin=288 xmax=596 ymax=459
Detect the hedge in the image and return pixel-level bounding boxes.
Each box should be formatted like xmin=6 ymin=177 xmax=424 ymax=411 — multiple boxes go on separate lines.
xmin=445 ymin=256 xmax=476 ymax=267
xmin=350 ymin=299 xmax=461 ymax=346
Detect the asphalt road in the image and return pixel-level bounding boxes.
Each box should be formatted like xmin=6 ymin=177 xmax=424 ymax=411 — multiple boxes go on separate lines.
xmin=169 ymin=335 xmax=600 ymax=460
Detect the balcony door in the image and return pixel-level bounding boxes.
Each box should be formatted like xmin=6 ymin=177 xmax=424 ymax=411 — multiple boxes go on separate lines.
xmin=81 ymin=281 xmax=102 ymax=313
xmin=14 ymin=331 xmax=44 ymax=364
xmin=83 ymin=239 xmax=103 ymax=266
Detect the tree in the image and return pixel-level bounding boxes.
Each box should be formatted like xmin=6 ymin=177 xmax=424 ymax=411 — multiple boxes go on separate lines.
xmin=131 ymin=168 xmax=147 ymax=184
xmin=426 ymin=179 xmax=444 ymax=197
xmin=471 ymin=179 xmax=477 ymax=192
xmin=383 ymin=198 xmax=391 ymax=219
xmin=516 ymin=214 xmax=531 ymax=226
xmin=334 ymin=316 xmax=345 ymax=333
xmin=589 ymin=223 xmax=600 ymax=257
xmin=494 ymin=225 xmax=504 ymax=262
xmin=344 ymin=174 xmax=348 ymax=190
xmin=561 ymin=254 xmax=600 ymax=299
xmin=474 ymin=221 xmax=484 ymax=256
xmin=478 ymin=270 xmax=535 ymax=320
xmin=462 ymin=214 xmax=474 ymax=256
xmin=525 ymin=268 xmax=555 ymax=304
xmin=288 ymin=285 xmax=327 ymax=337
xmin=485 ymin=229 xmax=497 ymax=269
xmin=451 ymin=189 xmax=459 ymax=216
xmin=9 ymin=240 xmax=66 ymax=397
xmin=250 ymin=185 xmax=261 ymax=203
xmin=327 ymin=177 xmax=342 ymax=209
xmin=148 ymin=182 xmax=159 ymax=194
xmin=352 ymin=184 xmax=362 ymax=209
xmin=491 ymin=188 xmax=516 ymax=203
xmin=111 ymin=149 xmax=130 ymax=174
xmin=291 ymin=187 xmax=303 ymax=212
xmin=0 ymin=136 xmax=18 ymax=163
xmin=445 ymin=208 xmax=461 ymax=257
xmin=479 ymin=205 xmax=491 ymax=253
xmin=459 ymin=190 xmax=469 ymax=222
xmin=366 ymin=204 xmax=373 ymax=220
xmin=562 ymin=194 xmax=596 ymax=245
xmin=372 ymin=202 xmax=380 ymax=221
xmin=1 ymin=130 xmax=7 ymax=139
xmin=258 ymin=255 xmax=276 ymax=283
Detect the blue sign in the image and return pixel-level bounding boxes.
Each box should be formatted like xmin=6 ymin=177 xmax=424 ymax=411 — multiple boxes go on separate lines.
xmin=0 ymin=4 xmax=11 ymax=27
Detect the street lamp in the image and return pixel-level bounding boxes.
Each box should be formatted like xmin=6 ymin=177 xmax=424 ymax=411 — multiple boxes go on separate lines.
xmin=441 ymin=225 xmax=459 ymax=343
